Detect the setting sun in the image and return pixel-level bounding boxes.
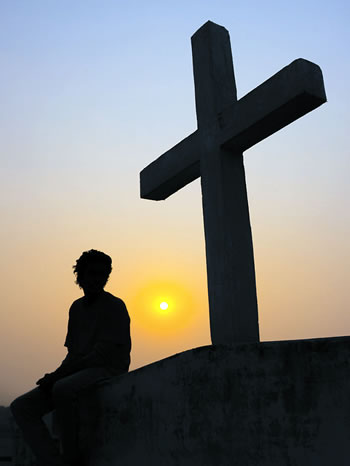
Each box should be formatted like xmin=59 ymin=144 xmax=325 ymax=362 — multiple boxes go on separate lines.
xmin=160 ymin=302 xmax=169 ymax=311
xmin=129 ymin=279 xmax=197 ymax=337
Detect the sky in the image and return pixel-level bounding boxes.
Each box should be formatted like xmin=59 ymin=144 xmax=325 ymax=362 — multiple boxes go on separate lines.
xmin=1 ymin=0 xmax=349 ymax=406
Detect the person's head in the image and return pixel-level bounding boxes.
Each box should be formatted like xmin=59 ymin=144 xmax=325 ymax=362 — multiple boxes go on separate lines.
xmin=73 ymin=249 xmax=112 ymax=297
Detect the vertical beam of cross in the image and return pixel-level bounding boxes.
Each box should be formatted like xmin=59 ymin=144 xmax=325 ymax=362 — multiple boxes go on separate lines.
xmin=192 ymin=23 xmax=259 ymax=344
xmin=140 ymin=21 xmax=326 ymax=345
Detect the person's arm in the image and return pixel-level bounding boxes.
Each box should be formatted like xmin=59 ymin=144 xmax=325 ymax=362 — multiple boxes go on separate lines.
xmin=53 ymin=341 xmax=127 ymax=375
xmin=36 ymin=303 xmax=78 ymax=391
xmin=55 ymin=298 xmax=131 ymax=375
xmin=36 ymin=342 xmax=128 ymax=392
xmin=37 ymin=300 xmax=130 ymax=390
xmin=35 ymin=352 xmax=74 ymax=391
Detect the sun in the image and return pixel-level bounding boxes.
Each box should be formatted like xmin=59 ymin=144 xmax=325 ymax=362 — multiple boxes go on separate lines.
xmin=129 ymin=279 xmax=196 ymax=337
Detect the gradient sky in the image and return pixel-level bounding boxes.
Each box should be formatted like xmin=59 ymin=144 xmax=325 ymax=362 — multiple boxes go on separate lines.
xmin=1 ymin=0 xmax=349 ymax=406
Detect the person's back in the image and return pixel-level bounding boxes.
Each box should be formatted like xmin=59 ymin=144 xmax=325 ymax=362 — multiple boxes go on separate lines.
xmin=63 ymin=290 xmax=131 ymax=374
xmin=10 ymin=249 xmax=131 ymax=466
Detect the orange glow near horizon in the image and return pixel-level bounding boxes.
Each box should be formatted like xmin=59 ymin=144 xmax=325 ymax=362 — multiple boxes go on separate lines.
xmin=129 ymin=279 xmax=197 ymax=338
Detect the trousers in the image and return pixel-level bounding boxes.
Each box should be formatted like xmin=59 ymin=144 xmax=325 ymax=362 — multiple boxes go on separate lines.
xmin=10 ymin=367 xmax=115 ymax=466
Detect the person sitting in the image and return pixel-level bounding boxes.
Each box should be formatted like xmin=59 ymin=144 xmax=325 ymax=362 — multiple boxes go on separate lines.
xmin=11 ymin=249 xmax=131 ymax=466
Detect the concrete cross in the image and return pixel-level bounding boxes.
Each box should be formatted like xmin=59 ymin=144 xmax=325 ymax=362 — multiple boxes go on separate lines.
xmin=140 ymin=21 xmax=326 ymax=345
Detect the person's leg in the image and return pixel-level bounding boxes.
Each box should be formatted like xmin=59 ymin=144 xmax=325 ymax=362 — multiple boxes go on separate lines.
xmin=10 ymin=387 xmax=68 ymax=466
xmin=51 ymin=367 xmax=114 ymax=466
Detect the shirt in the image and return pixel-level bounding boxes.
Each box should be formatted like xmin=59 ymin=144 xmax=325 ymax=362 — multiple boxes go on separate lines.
xmin=62 ymin=291 xmax=131 ymax=373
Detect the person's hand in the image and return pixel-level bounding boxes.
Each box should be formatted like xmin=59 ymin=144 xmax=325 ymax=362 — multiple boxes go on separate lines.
xmin=36 ymin=373 xmax=58 ymax=393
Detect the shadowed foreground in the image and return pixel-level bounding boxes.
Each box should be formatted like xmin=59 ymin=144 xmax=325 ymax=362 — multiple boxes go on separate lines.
xmin=77 ymin=336 xmax=350 ymax=466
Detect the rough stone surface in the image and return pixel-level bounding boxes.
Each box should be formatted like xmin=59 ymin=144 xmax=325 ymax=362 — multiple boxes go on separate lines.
xmin=81 ymin=336 xmax=350 ymax=466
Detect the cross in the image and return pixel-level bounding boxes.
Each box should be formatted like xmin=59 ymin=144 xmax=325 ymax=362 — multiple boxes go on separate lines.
xmin=140 ymin=21 xmax=326 ymax=345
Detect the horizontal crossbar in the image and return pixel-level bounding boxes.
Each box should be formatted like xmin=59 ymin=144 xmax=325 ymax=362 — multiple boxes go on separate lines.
xmin=140 ymin=58 xmax=326 ymax=201
xmin=220 ymin=59 xmax=326 ymax=151
xmin=140 ymin=131 xmax=200 ymax=200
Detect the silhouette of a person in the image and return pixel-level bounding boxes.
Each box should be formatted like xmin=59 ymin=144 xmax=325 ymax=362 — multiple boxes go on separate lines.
xmin=11 ymin=249 xmax=131 ymax=466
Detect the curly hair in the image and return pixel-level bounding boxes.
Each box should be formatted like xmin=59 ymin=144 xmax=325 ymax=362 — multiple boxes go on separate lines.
xmin=73 ymin=249 xmax=112 ymax=288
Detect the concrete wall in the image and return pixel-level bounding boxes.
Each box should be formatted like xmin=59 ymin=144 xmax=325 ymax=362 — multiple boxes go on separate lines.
xmin=80 ymin=336 xmax=350 ymax=466
xmin=0 ymin=408 xmax=14 ymax=466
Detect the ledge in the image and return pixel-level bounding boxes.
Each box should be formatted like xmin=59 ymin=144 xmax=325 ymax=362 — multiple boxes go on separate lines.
xmin=78 ymin=336 xmax=350 ymax=466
